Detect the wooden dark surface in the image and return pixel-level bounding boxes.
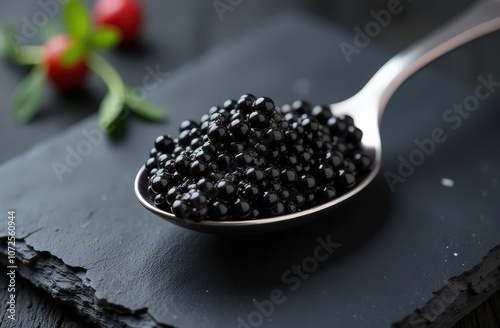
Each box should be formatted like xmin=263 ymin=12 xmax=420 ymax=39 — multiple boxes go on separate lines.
xmin=454 ymin=293 xmax=500 ymax=328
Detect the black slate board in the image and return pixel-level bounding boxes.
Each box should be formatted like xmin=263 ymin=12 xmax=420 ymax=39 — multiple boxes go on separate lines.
xmin=1 ymin=12 xmax=500 ymax=328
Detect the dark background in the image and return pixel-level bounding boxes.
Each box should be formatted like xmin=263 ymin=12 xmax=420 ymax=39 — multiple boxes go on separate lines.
xmin=3 ymin=0 xmax=500 ymax=164
xmin=1 ymin=0 xmax=499 ymax=327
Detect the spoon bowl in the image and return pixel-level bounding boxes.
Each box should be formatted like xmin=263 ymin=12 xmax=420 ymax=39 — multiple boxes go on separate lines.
xmin=135 ymin=0 xmax=500 ymax=234
xmin=135 ymin=147 xmax=378 ymax=234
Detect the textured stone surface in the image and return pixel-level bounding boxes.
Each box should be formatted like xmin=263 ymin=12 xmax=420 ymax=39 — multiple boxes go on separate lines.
xmin=393 ymin=245 xmax=500 ymax=327
xmin=0 ymin=265 xmax=99 ymax=328
xmin=0 ymin=12 xmax=499 ymax=328
xmin=0 ymin=240 xmax=166 ymax=328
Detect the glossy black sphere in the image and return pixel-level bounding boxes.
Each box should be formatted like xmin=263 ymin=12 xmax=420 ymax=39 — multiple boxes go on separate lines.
xmin=155 ymin=135 xmax=175 ymax=153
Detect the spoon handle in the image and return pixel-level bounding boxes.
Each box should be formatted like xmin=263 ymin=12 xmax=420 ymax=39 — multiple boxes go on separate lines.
xmin=362 ymin=0 xmax=500 ymax=116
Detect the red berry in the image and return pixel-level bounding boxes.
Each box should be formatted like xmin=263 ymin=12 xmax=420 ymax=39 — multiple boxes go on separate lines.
xmin=93 ymin=0 xmax=144 ymax=44
xmin=43 ymin=35 xmax=89 ymax=90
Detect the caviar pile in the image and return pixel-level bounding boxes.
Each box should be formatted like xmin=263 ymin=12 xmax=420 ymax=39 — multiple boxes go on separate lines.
xmin=144 ymin=94 xmax=371 ymax=221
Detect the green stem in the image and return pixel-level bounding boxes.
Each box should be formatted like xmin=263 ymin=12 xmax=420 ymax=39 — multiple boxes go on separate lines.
xmin=87 ymin=52 xmax=127 ymax=133
xmin=87 ymin=53 xmax=124 ymax=96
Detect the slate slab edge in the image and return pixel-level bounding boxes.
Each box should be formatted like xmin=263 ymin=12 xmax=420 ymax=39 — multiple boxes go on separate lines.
xmin=393 ymin=244 xmax=500 ymax=328
xmin=1 ymin=239 xmax=499 ymax=327
xmin=0 ymin=239 xmax=173 ymax=328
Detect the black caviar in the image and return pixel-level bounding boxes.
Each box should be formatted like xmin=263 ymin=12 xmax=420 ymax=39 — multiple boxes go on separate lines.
xmin=144 ymin=94 xmax=371 ymax=221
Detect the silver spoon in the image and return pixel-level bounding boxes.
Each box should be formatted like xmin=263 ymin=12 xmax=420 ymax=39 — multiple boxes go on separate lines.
xmin=135 ymin=0 xmax=500 ymax=234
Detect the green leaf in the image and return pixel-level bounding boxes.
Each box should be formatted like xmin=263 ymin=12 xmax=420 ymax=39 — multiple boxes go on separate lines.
xmin=0 ymin=27 xmax=20 ymax=59
xmin=63 ymin=0 xmax=91 ymax=42
xmin=99 ymin=91 xmax=125 ymax=132
xmin=1 ymin=28 xmax=42 ymax=65
xmin=60 ymin=42 xmax=86 ymax=67
xmin=13 ymin=66 xmax=46 ymax=124
xmin=91 ymin=26 xmax=122 ymax=50
xmin=125 ymin=88 xmax=166 ymax=122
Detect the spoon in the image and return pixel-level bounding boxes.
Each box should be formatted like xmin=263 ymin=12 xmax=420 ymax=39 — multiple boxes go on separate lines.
xmin=135 ymin=0 xmax=500 ymax=234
